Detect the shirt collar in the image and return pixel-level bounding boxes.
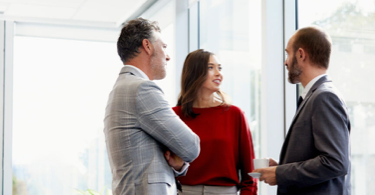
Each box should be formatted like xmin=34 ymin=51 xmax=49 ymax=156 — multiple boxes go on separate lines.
xmin=123 ymin=65 xmax=150 ymax=80
xmin=301 ymin=74 xmax=327 ymax=99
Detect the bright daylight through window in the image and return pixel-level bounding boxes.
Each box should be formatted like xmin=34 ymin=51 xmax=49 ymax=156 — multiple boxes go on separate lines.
xmin=298 ymin=0 xmax=375 ymax=194
xmin=12 ymin=37 xmax=119 ymax=194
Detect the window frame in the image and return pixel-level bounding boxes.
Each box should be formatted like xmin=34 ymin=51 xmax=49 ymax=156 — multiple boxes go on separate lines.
xmin=1 ymin=21 xmax=14 ymax=195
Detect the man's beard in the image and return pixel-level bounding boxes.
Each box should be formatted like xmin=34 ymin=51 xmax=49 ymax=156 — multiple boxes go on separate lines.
xmin=288 ymin=56 xmax=302 ymax=84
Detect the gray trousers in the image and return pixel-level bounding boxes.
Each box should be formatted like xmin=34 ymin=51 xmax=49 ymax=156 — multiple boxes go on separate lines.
xmin=178 ymin=185 xmax=238 ymax=195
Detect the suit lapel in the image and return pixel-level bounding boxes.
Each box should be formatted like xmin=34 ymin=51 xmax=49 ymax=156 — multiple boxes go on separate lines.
xmin=280 ymin=75 xmax=332 ymax=162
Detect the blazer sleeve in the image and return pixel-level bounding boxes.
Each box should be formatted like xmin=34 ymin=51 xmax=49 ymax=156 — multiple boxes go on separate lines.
xmin=135 ymin=80 xmax=200 ymax=162
xmin=276 ymin=91 xmax=350 ymax=189
xmin=238 ymin=110 xmax=258 ymax=195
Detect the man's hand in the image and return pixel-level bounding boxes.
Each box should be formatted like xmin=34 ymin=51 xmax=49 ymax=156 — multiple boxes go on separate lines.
xmin=254 ymin=166 xmax=278 ymax=186
xmin=269 ymin=158 xmax=278 ymax=166
xmin=164 ymin=150 xmax=184 ymax=171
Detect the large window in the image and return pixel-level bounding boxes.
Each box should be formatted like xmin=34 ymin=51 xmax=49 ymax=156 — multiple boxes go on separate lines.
xmin=198 ymin=0 xmax=262 ymax=158
xmin=11 ymin=1 xmax=178 ymax=194
xmin=12 ymin=37 xmax=119 ymax=194
xmin=141 ymin=0 xmax=177 ymax=106
xmin=10 ymin=0 xmax=371 ymax=194
xmin=298 ymin=0 xmax=375 ymax=194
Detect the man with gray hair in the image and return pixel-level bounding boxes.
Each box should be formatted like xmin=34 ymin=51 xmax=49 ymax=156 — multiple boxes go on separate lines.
xmin=104 ymin=18 xmax=200 ymax=195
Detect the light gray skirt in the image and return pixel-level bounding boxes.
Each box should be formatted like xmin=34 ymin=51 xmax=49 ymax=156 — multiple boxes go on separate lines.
xmin=178 ymin=185 xmax=238 ymax=195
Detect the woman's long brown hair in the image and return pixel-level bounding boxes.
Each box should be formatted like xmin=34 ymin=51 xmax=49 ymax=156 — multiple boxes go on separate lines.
xmin=177 ymin=49 xmax=229 ymax=118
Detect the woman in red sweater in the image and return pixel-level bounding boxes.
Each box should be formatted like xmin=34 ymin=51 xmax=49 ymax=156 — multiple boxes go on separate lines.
xmin=174 ymin=49 xmax=257 ymax=195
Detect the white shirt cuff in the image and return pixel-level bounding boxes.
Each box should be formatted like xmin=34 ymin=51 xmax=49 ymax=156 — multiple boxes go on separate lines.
xmin=172 ymin=162 xmax=190 ymax=177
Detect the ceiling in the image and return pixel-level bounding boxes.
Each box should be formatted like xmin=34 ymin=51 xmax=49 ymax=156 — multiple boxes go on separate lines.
xmin=0 ymin=0 xmax=156 ymax=28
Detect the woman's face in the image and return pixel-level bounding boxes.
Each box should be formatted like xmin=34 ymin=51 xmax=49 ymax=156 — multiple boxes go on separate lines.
xmin=201 ymin=55 xmax=223 ymax=92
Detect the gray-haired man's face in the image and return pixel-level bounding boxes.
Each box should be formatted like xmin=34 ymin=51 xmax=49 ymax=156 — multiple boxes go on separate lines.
xmin=150 ymin=31 xmax=170 ymax=80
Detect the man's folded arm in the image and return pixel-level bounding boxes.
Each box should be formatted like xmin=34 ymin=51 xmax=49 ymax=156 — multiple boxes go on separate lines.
xmin=136 ymin=81 xmax=200 ymax=162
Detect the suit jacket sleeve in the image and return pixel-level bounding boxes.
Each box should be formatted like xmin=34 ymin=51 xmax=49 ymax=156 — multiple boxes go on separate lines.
xmin=135 ymin=81 xmax=200 ymax=163
xmin=276 ymin=92 xmax=350 ymax=189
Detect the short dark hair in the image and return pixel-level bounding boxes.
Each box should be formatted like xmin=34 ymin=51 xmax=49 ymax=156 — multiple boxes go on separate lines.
xmin=117 ymin=18 xmax=161 ymax=63
xmin=293 ymin=26 xmax=332 ymax=69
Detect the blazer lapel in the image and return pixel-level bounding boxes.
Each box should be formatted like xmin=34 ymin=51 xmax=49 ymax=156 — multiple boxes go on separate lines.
xmin=280 ymin=75 xmax=332 ymax=162
xmin=290 ymin=75 xmax=331 ymax=128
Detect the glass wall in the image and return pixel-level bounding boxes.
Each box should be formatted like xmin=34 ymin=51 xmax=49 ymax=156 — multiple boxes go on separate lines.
xmin=11 ymin=1 xmax=178 ymax=194
xmin=12 ymin=0 xmax=374 ymax=194
xmin=12 ymin=37 xmax=119 ymax=194
xmin=198 ymin=0 xmax=262 ymax=157
xmin=298 ymin=0 xmax=375 ymax=194
xmin=142 ymin=0 xmax=177 ymax=106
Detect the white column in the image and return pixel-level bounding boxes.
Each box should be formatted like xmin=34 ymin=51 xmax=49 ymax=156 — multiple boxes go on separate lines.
xmin=3 ymin=20 xmax=14 ymax=195
xmin=0 ymin=20 xmax=4 ymax=195
xmin=175 ymin=0 xmax=189 ymax=99
xmin=261 ymin=0 xmax=285 ymax=194
xmin=284 ymin=0 xmax=298 ymax=134
xmin=188 ymin=1 xmax=199 ymax=52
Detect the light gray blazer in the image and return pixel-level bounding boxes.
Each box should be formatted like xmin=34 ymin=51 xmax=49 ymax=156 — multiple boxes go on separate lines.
xmin=276 ymin=75 xmax=351 ymax=195
xmin=104 ymin=66 xmax=200 ymax=195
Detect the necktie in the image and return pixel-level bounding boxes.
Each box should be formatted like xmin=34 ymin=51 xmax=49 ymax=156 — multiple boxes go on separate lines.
xmin=176 ymin=180 xmax=182 ymax=192
xmin=297 ymin=96 xmax=303 ymax=110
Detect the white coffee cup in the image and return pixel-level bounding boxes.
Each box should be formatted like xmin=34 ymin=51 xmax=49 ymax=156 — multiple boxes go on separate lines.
xmin=253 ymin=158 xmax=269 ymax=169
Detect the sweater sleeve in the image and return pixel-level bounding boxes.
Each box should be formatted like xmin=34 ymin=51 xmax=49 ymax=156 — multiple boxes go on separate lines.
xmin=238 ymin=110 xmax=258 ymax=195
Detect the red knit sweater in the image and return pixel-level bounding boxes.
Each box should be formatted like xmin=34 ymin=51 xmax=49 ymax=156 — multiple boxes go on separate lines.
xmin=173 ymin=105 xmax=257 ymax=195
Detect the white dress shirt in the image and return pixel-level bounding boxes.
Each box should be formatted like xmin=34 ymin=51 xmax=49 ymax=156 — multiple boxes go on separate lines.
xmin=300 ymin=74 xmax=327 ymax=99
xmin=124 ymin=65 xmax=150 ymax=80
